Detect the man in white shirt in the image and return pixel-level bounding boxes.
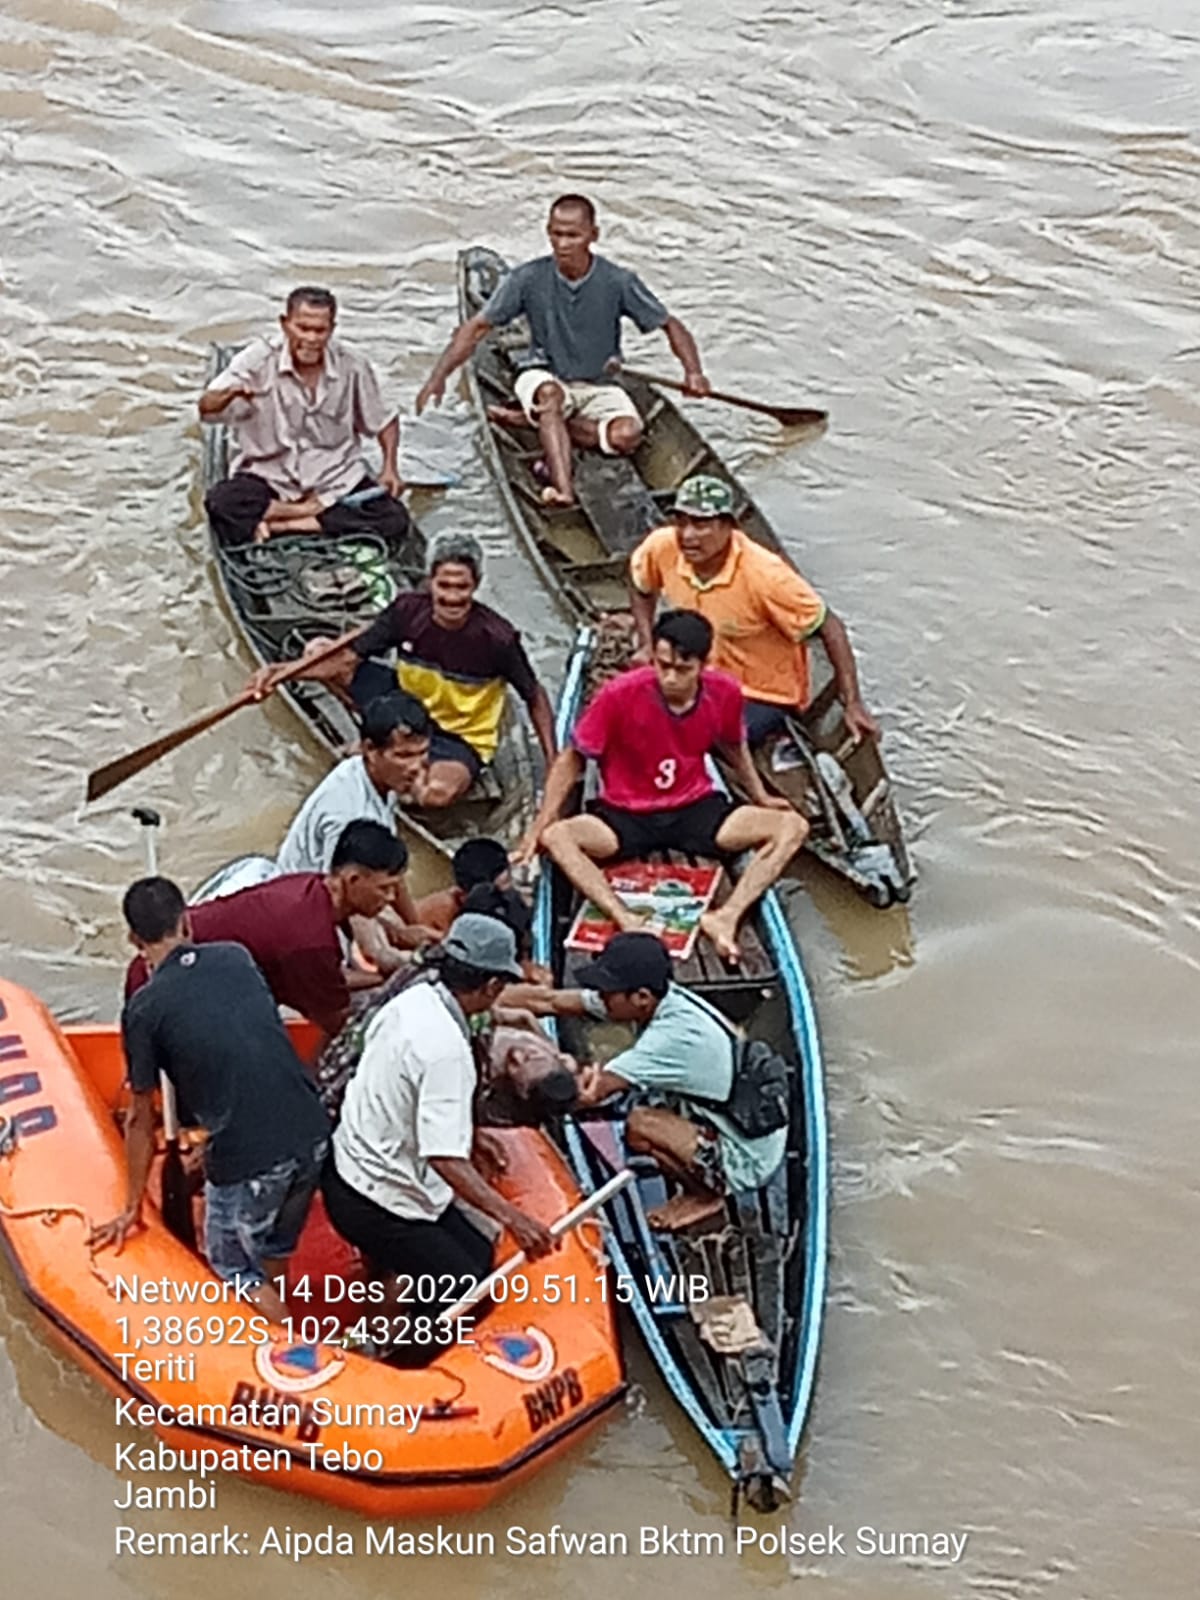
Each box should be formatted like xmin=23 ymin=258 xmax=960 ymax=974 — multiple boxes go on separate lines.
xmin=199 ymin=285 xmax=409 ymax=547
xmin=322 ymin=913 xmax=555 ymax=1365
xmin=276 ymin=691 xmax=436 ymax=965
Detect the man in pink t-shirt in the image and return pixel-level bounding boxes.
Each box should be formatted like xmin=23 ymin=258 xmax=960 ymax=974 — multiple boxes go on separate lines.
xmin=516 ymin=611 xmax=807 ymax=960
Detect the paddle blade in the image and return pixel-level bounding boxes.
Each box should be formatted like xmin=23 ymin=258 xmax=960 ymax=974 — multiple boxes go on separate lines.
xmin=85 ymin=694 xmax=254 ymax=803
xmin=160 ymin=1141 xmax=197 ymax=1249
xmin=768 ymin=406 xmax=828 ymax=429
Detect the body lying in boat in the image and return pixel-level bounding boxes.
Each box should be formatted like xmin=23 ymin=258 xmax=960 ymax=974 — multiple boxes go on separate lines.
xmin=249 ymin=531 xmax=556 ymax=810
xmin=417 ymin=194 xmax=710 ymax=509
xmin=199 ymin=285 xmax=409 ymax=548
xmin=516 ymin=609 xmax=807 ymax=962
xmin=629 ymin=473 xmax=880 ymax=749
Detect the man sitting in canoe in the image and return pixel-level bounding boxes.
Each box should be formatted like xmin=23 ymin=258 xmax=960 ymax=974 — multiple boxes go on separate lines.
xmin=567 ymin=933 xmax=787 ymax=1231
xmin=322 ymin=914 xmax=555 ymax=1363
xmin=253 ymin=532 xmax=556 ymax=809
xmin=415 ymin=193 xmax=709 ymax=508
xmin=125 ymin=820 xmax=409 ymax=1039
xmin=93 ymin=877 xmax=331 ymax=1322
xmin=200 ymin=286 xmax=409 ymax=547
xmin=275 ymin=691 xmax=440 ymax=967
xmin=630 ymin=475 xmax=880 ymax=747
xmin=515 ymin=610 xmax=807 ymax=961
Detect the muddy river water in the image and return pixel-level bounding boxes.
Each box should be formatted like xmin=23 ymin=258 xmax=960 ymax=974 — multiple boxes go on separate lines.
xmin=1 ymin=1 xmax=1197 ymax=1596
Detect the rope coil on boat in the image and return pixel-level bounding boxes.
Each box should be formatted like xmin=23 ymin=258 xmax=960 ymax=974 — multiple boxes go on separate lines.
xmin=0 ymin=1116 xmax=122 ymax=1296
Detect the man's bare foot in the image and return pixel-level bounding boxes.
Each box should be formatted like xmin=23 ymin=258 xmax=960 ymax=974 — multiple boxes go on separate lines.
xmin=487 ymin=404 xmax=529 ymax=430
xmin=613 ymin=904 xmax=653 ymax=934
xmin=700 ymin=909 xmax=741 ymax=963
xmin=541 ymin=485 xmax=576 ymax=508
xmin=647 ymin=1191 xmax=725 ymax=1232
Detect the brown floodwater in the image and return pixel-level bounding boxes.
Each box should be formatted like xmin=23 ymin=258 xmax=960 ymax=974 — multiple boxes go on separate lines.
xmin=1 ymin=0 xmax=1197 ymax=1595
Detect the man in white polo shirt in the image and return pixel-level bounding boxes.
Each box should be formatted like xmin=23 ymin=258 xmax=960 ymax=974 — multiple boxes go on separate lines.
xmin=322 ymin=914 xmax=555 ymax=1365
xmin=276 ymin=690 xmax=436 ymax=965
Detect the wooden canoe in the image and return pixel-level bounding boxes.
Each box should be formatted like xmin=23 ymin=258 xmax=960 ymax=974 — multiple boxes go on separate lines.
xmin=458 ymin=249 xmax=915 ymax=906
xmin=534 ymin=628 xmax=828 ymax=1510
xmin=202 ymin=344 xmax=539 ymax=859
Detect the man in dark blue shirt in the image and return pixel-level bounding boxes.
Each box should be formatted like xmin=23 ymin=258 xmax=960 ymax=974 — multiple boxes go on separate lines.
xmin=91 ymin=878 xmax=330 ymax=1325
xmin=417 ymin=194 xmax=709 ymax=507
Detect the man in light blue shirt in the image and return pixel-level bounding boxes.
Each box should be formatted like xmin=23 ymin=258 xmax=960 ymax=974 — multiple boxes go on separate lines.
xmin=416 ymin=194 xmax=709 ymax=508
xmin=571 ymin=932 xmax=787 ymax=1231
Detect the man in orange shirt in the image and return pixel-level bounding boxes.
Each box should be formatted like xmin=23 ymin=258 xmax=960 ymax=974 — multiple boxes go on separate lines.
xmin=629 ymin=476 xmax=879 ymax=746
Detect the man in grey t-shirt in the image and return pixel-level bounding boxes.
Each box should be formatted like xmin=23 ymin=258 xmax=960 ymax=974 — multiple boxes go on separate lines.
xmin=417 ymin=194 xmax=709 ymax=507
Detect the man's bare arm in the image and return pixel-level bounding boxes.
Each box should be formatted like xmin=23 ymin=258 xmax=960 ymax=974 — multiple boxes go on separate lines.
xmin=662 ymin=316 xmax=710 ymax=396
xmin=416 ymin=315 xmax=493 ymax=412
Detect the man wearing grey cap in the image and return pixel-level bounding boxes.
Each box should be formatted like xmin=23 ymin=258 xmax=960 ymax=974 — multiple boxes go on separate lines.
xmin=322 ymin=912 xmax=555 ymax=1363
xmin=252 ymin=530 xmax=557 ymax=807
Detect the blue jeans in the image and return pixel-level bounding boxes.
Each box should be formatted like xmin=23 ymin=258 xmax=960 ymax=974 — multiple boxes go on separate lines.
xmin=205 ymin=1136 xmax=328 ymax=1288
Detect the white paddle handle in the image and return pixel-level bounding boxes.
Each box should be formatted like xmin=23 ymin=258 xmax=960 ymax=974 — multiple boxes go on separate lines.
xmin=438 ymin=1168 xmax=633 ymax=1323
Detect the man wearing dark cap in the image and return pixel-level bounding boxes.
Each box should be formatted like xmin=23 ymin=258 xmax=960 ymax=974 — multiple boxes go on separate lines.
xmin=568 ymin=932 xmax=787 ymax=1231
xmin=323 ymin=912 xmax=555 ymax=1363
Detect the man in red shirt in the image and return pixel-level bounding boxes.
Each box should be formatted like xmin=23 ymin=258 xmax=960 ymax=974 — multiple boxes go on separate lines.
xmin=124 ymin=820 xmax=408 ymax=1038
xmin=516 ymin=611 xmax=807 ymax=960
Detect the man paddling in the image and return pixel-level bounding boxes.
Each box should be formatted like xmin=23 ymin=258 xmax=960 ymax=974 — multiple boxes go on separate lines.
xmin=125 ymin=820 xmax=409 ymax=1038
xmin=515 ymin=610 xmax=807 ymax=961
xmin=201 ymin=286 xmax=409 ymax=547
xmin=416 ymin=194 xmax=709 ymax=507
xmin=630 ymin=475 xmax=880 ymax=747
xmin=252 ymin=532 xmax=556 ymax=809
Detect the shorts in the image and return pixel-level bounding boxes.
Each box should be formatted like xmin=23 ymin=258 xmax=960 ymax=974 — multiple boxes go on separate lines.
xmin=427 ymin=725 xmax=483 ymax=781
xmin=743 ymin=699 xmax=795 ymax=747
xmin=205 ymin=1136 xmax=329 ymax=1289
xmin=512 ymin=369 xmax=641 ymax=455
xmin=588 ymin=793 xmax=736 ymax=861
xmin=689 ymin=1118 xmax=728 ymax=1195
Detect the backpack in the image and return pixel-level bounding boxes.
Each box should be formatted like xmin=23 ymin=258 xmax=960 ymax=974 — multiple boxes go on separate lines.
xmin=720 ymin=1037 xmax=791 ymax=1139
xmin=676 ymin=989 xmax=791 ymax=1140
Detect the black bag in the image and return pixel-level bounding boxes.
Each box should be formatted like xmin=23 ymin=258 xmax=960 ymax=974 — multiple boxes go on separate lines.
xmin=720 ymin=1037 xmax=791 ymax=1139
xmin=680 ymin=988 xmax=791 ymax=1140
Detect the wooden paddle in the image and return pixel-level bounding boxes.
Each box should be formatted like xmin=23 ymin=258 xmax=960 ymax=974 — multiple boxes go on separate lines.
xmin=134 ymin=808 xmax=197 ymax=1249
xmin=616 ymin=365 xmax=827 ymax=429
xmin=86 ymin=623 xmax=367 ymax=803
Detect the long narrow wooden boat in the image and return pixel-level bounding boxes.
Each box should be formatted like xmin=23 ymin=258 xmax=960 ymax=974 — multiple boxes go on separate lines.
xmin=202 ymin=345 xmax=538 ymax=858
xmin=0 ymin=978 xmax=625 ymax=1516
xmin=534 ymin=629 xmax=827 ymax=1510
xmin=458 ymin=250 xmax=914 ymax=906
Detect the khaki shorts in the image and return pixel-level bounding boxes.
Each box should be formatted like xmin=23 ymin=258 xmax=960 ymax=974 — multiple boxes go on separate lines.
xmin=512 ymin=368 xmax=641 ymax=455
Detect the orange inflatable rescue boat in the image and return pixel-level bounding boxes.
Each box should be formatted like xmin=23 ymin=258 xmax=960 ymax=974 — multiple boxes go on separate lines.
xmin=0 ymin=980 xmax=625 ymax=1516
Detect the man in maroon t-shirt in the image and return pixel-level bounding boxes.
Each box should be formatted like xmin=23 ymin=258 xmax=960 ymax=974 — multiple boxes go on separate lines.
xmin=124 ymin=820 xmax=408 ymax=1038
xmin=516 ymin=611 xmax=807 ymax=960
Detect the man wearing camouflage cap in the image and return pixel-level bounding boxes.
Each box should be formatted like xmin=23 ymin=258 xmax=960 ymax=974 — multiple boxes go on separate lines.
xmin=629 ymin=475 xmax=879 ymax=746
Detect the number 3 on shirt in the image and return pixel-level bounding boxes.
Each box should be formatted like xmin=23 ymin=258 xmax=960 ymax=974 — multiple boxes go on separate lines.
xmin=654 ymin=758 xmax=677 ymax=791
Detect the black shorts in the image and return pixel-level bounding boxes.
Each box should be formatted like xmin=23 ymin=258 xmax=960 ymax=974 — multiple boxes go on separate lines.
xmin=588 ymin=793 xmax=736 ymax=861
